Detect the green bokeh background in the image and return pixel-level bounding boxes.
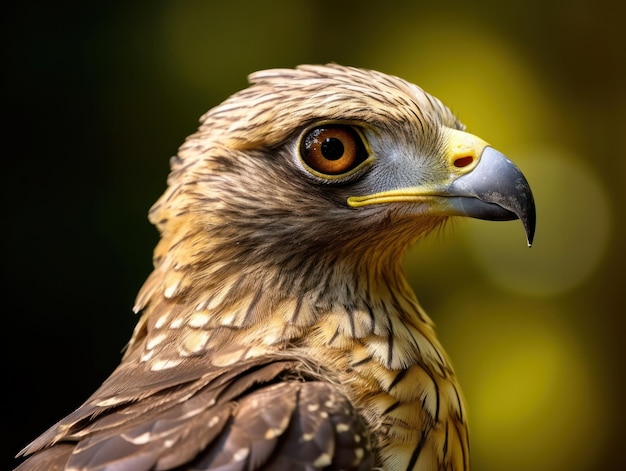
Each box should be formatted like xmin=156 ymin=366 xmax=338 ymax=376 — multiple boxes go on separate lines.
xmin=3 ymin=1 xmax=624 ymax=469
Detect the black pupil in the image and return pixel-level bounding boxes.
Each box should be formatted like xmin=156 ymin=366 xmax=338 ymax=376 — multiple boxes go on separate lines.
xmin=320 ymin=137 xmax=344 ymax=160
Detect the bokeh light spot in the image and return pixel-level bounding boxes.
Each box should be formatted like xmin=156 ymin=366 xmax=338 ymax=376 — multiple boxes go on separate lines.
xmin=440 ymin=293 xmax=610 ymax=471
xmin=364 ymin=12 xmax=558 ymax=148
xmin=462 ymin=148 xmax=611 ymax=296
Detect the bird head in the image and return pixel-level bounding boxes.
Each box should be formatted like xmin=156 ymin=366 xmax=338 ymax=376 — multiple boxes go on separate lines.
xmin=138 ymin=64 xmax=535 ymax=310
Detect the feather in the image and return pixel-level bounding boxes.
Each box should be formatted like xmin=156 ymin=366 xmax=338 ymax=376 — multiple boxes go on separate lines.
xmin=17 ymin=64 xmax=535 ymax=470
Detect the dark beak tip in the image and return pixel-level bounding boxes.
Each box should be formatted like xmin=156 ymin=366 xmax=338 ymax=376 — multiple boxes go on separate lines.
xmin=515 ymin=180 xmax=536 ymax=247
xmin=447 ymin=147 xmax=536 ymax=248
xmin=523 ymin=204 xmax=536 ymax=248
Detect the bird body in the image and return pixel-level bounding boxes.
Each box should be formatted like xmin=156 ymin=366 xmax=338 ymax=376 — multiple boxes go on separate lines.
xmin=16 ymin=64 xmax=534 ymax=470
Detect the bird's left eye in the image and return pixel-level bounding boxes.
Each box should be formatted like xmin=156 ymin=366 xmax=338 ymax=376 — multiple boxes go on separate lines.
xmin=299 ymin=125 xmax=369 ymax=176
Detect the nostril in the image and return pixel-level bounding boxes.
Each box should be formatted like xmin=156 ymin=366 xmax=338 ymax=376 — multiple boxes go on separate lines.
xmin=454 ymin=156 xmax=474 ymax=168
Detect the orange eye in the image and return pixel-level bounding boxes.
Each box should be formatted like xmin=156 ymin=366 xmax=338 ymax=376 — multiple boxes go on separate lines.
xmin=300 ymin=125 xmax=368 ymax=176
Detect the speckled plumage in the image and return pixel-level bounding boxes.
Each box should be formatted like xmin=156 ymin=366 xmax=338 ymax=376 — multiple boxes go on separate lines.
xmin=16 ymin=64 xmax=534 ymax=471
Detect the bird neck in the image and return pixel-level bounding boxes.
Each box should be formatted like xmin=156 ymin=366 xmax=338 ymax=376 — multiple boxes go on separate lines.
xmin=131 ymin=232 xmax=451 ymax=373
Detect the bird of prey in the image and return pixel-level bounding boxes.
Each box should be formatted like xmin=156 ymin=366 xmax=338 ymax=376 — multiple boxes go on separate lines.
xmin=16 ymin=64 xmax=535 ymax=471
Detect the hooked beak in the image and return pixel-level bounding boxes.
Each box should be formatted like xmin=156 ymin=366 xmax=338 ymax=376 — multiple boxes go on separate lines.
xmin=348 ymin=130 xmax=536 ymax=246
xmin=441 ymin=146 xmax=536 ymax=246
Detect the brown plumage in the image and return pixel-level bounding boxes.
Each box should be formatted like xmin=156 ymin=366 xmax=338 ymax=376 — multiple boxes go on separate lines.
xmin=15 ymin=64 xmax=535 ymax=471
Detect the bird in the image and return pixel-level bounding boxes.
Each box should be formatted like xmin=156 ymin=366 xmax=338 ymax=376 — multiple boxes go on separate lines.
xmin=15 ymin=63 xmax=535 ymax=471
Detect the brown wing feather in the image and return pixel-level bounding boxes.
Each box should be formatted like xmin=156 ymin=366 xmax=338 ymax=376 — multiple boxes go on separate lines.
xmin=15 ymin=357 xmax=373 ymax=471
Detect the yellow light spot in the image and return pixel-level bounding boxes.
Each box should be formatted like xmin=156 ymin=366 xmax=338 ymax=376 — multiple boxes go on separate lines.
xmin=441 ymin=292 xmax=611 ymax=471
xmin=367 ymin=13 xmax=556 ymax=148
xmin=464 ymin=148 xmax=611 ymax=296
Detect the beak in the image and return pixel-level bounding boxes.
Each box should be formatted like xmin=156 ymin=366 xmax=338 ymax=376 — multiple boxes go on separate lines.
xmin=442 ymin=146 xmax=536 ymax=246
xmin=347 ymin=129 xmax=536 ymax=247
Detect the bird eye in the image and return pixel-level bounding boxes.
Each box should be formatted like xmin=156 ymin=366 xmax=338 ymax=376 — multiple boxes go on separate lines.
xmin=300 ymin=125 xmax=369 ymax=176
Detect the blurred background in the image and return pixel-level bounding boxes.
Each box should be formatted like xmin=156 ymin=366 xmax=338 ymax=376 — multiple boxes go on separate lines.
xmin=3 ymin=1 xmax=624 ymax=470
